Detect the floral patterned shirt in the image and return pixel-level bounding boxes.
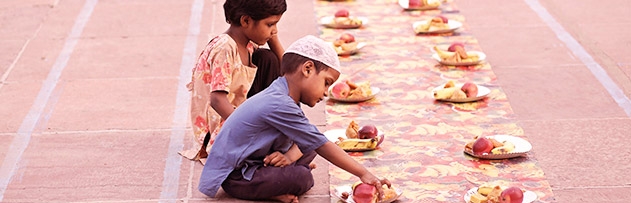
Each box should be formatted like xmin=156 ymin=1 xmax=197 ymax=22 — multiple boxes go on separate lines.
xmin=187 ymin=34 xmax=257 ymax=147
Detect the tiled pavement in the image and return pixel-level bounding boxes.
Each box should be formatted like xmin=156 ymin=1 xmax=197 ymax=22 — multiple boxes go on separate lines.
xmin=1 ymin=0 xmax=630 ymax=202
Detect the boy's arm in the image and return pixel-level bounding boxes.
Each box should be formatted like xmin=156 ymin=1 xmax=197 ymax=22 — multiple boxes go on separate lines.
xmin=284 ymin=143 xmax=303 ymax=162
xmin=210 ymin=91 xmax=234 ymax=119
xmin=264 ymin=143 xmax=302 ymax=167
xmin=267 ymin=34 xmax=284 ymax=62
xmin=316 ymin=142 xmax=392 ymax=200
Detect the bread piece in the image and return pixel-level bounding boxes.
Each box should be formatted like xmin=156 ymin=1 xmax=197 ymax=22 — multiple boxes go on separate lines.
xmin=346 ymin=120 xmax=359 ymax=139
xmin=469 ymin=193 xmax=488 ymax=203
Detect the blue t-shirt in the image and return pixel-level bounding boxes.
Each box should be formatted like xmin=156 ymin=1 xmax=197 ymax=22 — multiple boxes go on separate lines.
xmin=198 ymin=77 xmax=330 ymax=197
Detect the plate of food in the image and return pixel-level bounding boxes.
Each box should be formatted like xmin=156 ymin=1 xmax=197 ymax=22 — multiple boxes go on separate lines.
xmin=333 ymin=183 xmax=402 ymax=203
xmin=329 ymin=80 xmax=379 ymax=102
xmin=413 ymin=17 xmax=462 ymax=34
xmin=464 ymin=184 xmax=537 ymax=203
xmin=331 ymin=33 xmax=367 ymax=55
xmin=463 ymin=135 xmax=532 ymax=159
xmin=399 ymin=0 xmax=441 ymax=10
xmin=320 ymin=9 xmax=367 ymax=29
xmin=432 ymin=43 xmax=486 ymax=66
xmin=324 ymin=121 xmax=385 ymax=152
xmin=432 ymin=81 xmax=490 ymax=103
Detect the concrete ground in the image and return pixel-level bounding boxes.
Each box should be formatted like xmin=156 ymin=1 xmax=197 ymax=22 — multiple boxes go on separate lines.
xmin=0 ymin=0 xmax=630 ymax=202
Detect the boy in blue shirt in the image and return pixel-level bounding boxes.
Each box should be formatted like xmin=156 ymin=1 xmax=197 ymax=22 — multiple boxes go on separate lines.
xmin=199 ymin=35 xmax=390 ymax=203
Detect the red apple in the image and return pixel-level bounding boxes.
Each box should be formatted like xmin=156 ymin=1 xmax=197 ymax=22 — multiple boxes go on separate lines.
xmin=461 ymin=82 xmax=478 ymax=98
xmin=331 ymin=82 xmax=351 ymax=98
xmin=339 ymin=33 xmax=355 ymax=43
xmin=447 ymin=42 xmax=465 ymax=52
xmin=436 ymin=15 xmax=448 ymax=23
xmin=500 ymin=187 xmax=524 ymax=203
xmin=335 ymin=9 xmax=349 ymax=18
xmin=352 ymin=183 xmax=378 ymax=203
xmin=358 ymin=125 xmax=378 ymax=139
xmin=408 ymin=0 xmax=421 ymax=7
xmin=472 ymin=137 xmax=494 ymax=154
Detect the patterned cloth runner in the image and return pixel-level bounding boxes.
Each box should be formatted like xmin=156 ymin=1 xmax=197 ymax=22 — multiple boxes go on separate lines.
xmin=317 ymin=0 xmax=555 ymax=202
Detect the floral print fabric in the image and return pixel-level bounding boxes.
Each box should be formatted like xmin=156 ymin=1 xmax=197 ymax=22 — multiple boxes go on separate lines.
xmin=317 ymin=0 xmax=555 ymax=202
xmin=182 ymin=34 xmax=257 ymax=160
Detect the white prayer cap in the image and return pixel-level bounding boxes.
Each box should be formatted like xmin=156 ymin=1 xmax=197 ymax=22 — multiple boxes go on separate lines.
xmin=284 ymin=35 xmax=341 ymax=73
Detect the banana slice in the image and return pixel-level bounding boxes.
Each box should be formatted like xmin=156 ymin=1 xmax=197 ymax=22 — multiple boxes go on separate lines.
xmin=336 ymin=138 xmax=378 ymax=151
xmin=491 ymin=141 xmax=515 ymax=154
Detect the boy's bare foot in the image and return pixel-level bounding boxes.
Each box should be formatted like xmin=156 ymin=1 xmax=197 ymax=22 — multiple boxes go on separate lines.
xmin=271 ymin=194 xmax=299 ymax=203
xmin=309 ymin=163 xmax=317 ymax=169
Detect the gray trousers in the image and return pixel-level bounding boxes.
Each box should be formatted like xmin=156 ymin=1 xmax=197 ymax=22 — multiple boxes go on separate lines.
xmin=221 ymin=151 xmax=317 ymax=200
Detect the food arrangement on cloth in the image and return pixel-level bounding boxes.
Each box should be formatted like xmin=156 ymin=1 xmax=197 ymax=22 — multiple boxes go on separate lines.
xmin=432 ymin=80 xmax=490 ymax=102
xmin=413 ymin=15 xmax=462 ymax=34
xmin=324 ymin=121 xmax=385 ymax=152
xmin=464 ymin=135 xmax=533 ymax=159
xmin=464 ymin=184 xmax=537 ymax=203
xmin=329 ymin=79 xmax=379 ymax=102
xmin=432 ymin=42 xmax=486 ymax=66
xmin=332 ymin=33 xmax=366 ymax=55
xmin=333 ymin=182 xmax=402 ymax=203
xmin=320 ymin=9 xmax=366 ymax=29
xmin=399 ymin=0 xmax=441 ymax=10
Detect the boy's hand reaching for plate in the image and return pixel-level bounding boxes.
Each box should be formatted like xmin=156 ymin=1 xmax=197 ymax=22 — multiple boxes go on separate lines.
xmin=360 ymin=175 xmax=392 ymax=201
xmin=263 ymin=151 xmax=292 ymax=167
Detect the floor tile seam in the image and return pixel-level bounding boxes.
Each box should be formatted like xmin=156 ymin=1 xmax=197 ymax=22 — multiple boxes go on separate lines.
xmin=468 ymin=24 xmax=548 ymax=29
xmin=524 ymin=0 xmax=631 ymax=117
xmin=516 ymin=117 xmax=631 ymax=123
xmin=0 ymin=128 xmax=178 ymax=137
xmin=552 ymin=185 xmax=631 ymax=190
xmin=487 ymin=63 xmax=589 ymax=69
xmin=2 ymin=77 xmax=181 ymax=84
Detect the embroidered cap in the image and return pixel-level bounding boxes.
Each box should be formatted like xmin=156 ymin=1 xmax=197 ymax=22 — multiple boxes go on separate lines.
xmin=285 ymin=35 xmax=341 ymax=73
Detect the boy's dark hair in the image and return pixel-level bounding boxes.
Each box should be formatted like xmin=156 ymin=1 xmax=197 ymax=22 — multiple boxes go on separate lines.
xmin=223 ymin=0 xmax=287 ymax=25
xmin=281 ymin=53 xmax=329 ymax=75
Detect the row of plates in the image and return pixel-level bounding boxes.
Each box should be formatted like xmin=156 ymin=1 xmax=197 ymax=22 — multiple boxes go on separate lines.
xmin=328 ymin=82 xmax=490 ymax=103
xmin=320 ymin=16 xmax=462 ymax=34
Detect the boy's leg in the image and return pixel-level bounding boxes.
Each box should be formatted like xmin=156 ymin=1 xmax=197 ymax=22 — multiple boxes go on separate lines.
xmin=221 ymin=151 xmax=318 ymax=200
xmin=248 ymin=48 xmax=280 ymax=98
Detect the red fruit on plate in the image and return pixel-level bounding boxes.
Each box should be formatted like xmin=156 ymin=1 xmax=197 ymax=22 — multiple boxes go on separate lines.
xmin=436 ymin=15 xmax=448 ymax=23
xmin=408 ymin=0 xmax=421 ymax=7
xmin=447 ymin=42 xmax=465 ymax=52
xmin=352 ymin=182 xmax=378 ymax=203
xmin=472 ymin=137 xmax=494 ymax=154
xmin=500 ymin=187 xmax=524 ymax=203
xmin=335 ymin=9 xmax=349 ymax=18
xmin=358 ymin=125 xmax=378 ymax=139
xmin=461 ymin=82 xmax=478 ymax=98
xmin=331 ymin=82 xmax=351 ymax=98
xmin=339 ymin=33 xmax=355 ymax=43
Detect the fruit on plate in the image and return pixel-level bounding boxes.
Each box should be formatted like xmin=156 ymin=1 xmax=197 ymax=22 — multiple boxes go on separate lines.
xmin=500 ymin=187 xmax=524 ymax=203
xmin=331 ymin=82 xmax=351 ymax=98
xmin=464 ymin=136 xmax=517 ymax=155
xmin=331 ymin=79 xmax=372 ymax=100
xmin=335 ymin=9 xmax=349 ymax=17
xmin=339 ymin=33 xmax=355 ymax=43
xmin=352 ymin=182 xmax=378 ymax=203
xmin=433 ymin=46 xmax=479 ymax=64
xmin=333 ymin=33 xmax=359 ymax=54
xmin=336 ymin=137 xmax=379 ymax=151
xmin=471 ymin=136 xmax=494 ymax=155
xmin=490 ymin=141 xmax=515 ymax=154
xmin=358 ymin=124 xmax=378 ymax=139
xmin=447 ymin=42 xmax=465 ymax=52
xmin=436 ymin=15 xmax=448 ymax=23
xmin=415 ymin=15 xmax=450 ymax=32
xmin=461 ymin=82 xmax=478 ymax=97
xmin=433 ymin=80 xmax=481 ymax=100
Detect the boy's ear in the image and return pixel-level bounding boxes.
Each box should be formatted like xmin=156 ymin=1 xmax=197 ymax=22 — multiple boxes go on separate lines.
xmin=301 ymin=61 xmax=314 ymax=77
xmin=239 ymin=16 xmax=251 ymax=27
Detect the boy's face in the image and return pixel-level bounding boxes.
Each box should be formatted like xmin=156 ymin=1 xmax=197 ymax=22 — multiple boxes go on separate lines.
xmin=245 ymin=15 xmax=282 ymax=45
xmin=300 ymin=63 xmax=340 ymax=107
